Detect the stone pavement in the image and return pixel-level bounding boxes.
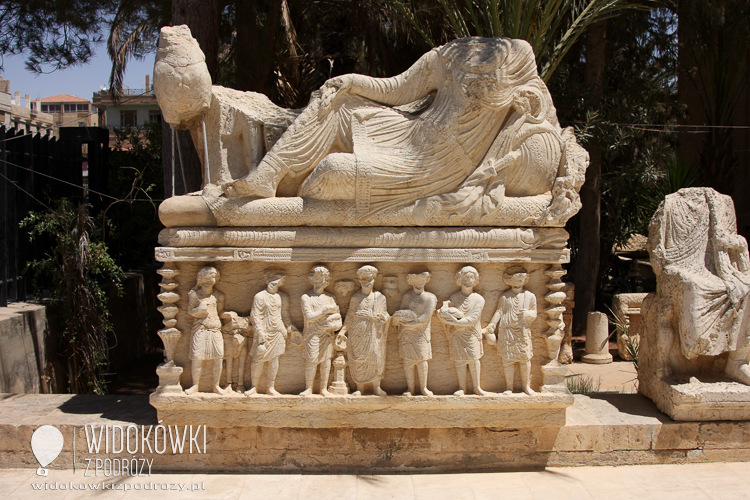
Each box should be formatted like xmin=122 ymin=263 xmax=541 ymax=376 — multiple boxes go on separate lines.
xmin=0 ymin=461 xmax=747 ymax=499
xmin=566 ymin=360 xmax=639 ymax=394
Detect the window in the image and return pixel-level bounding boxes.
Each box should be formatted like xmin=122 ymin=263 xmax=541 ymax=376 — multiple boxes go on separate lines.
xmin=64 ymin=103 xmax=89 ymax=113
xmin=149 ymin=110 xmax=162 ymax=122
xmin=41 ymin=104 xmax=61 ymax=113
xmin=120 ymin=110 xmax=137 ymax=127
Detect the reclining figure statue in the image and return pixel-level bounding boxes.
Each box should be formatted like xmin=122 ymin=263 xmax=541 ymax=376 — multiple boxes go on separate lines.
xmin=154 ymin=25 xmax=587 ymax=227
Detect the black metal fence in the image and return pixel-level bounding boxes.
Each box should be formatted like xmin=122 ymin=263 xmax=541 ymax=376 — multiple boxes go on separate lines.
xmin=0 ymin=125 xmax=109 ymax=306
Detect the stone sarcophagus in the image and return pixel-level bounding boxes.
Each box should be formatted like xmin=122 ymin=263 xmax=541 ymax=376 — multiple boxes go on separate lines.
xmin=150 ymin=25 xmax=588 ymax=430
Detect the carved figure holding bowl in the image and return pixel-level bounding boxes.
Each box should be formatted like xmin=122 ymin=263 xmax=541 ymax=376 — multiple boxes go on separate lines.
xmin=392 ymin=272 xmax=438 ymax=396
xmin=342 ymin=265 xmax=390 ymax=396
xmin=485 ymin=266 xmax=537 ymax=395
xmin=438 ymin=266 xmax=487 ymax=396
xmin=246 ymin=270 xmax=299 ymax=396
xmin=300 ymin=265 xmax=342 ymax=396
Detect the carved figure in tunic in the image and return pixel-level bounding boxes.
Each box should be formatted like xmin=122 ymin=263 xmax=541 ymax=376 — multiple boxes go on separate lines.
xmin=245 ymin=270 xmax=298 ymax=396
xmin=185 ymin=266 xmax=227 ymax=395
xmin=647 ymin=188 xmax=750 ymax=384
xmin=300 ymin=265 xmax=342 ymax=396
xmin=342 ymin=265 xmax=391 ymax=396
xmin=392 ymin=272 xmax=437 ymax=396
xmin=221 ymin=312 xmax=252 ymax=393
xmin=485 ymin=267 xmax=537 ymax=394
xmin=438 ymin=266 xmax=487 ymax=396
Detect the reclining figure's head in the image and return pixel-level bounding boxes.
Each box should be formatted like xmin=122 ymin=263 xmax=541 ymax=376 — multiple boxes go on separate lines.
xmin=154 ymin=25 xmax=212 ymax=126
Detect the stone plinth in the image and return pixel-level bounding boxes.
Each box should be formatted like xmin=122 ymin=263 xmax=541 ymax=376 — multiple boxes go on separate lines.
xmin=150 ymin=392 xmax=573 ymax=428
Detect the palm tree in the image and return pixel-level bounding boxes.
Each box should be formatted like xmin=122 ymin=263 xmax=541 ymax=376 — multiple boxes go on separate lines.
xmin=386 ymin=0 xmax=648 ymax=81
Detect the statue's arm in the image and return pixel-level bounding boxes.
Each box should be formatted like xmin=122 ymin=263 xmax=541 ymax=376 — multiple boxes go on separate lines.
xmin=454 ymin=295 xmax=485 ymax=326
xmin=345 ymin=50 xmax=440 ymax=106
xmin=188 ymin=290 xmax=207 ymax=318
xmin=415 ymin=294 xmax=438 ymax=325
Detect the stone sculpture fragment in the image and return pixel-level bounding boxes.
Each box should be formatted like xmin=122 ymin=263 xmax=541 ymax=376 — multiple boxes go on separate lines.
xmin=185 ymin=266 xmax=228 ymax=395
xmin=246 ymin=270 xmax=299 ymax=396
xmin=438 ymin=266 xmax=487 ymax=396
xmin=485 ymin=266 xmax=537 ymax=394
xmin=300 ymin=265 xmax=342 ymax=396
xmin=392 ymin=271 xmax=438 ymax=396
xmin=342 ymin=265 xmax=390 ymax=396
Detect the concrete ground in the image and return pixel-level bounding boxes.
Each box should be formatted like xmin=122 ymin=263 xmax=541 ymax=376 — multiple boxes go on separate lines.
xmin=1 ymin=462 xmax=747 ymax=499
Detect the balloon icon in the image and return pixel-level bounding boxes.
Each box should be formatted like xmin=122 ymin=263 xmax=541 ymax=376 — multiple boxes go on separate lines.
xmin=31 ymin=425 xmax=64 ymax=476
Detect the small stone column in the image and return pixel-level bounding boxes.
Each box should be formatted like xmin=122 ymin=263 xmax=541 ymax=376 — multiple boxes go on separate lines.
xmin=155 ymin=263 xmax=185 ymax=394
xmin=583 ymin=311 xmax=613 ymax=364
xmin=328 ymin=333 xmax=349 ymax=395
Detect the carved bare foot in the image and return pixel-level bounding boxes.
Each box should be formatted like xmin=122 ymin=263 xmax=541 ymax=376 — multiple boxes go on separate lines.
xmin=351 ymin=390 xmax=362 ymax=396
xmin=402 ymin=391 xmax=413 ymax=397
xmin=268 ymin=387 xmax=281 ymax=396
xmin=453 ymin=389 xmax=465 ymax=396
xmin=222 ymin=171 xmax=277 ymax=198
xmin=503 ymin=389 xmax=513 ymax=395
xmin=374 ymin=386 xmax=387 ymax=396
xmin=320 ymin=388 xmax=331 ymax=397
xmin=300 ymin=388 xmax=313 ymax=396
xmin=523 ymin=386 xmax=536 ymax=395
xmin=421 ymin=388 xmax=433 ymax=397
xmin=222 ymin=385 xmax=234 ymax=394
xmin=244 ymin=387 xmax=257 ymax=396
xmin=185 ymin=385 xmax=199 ymax=395
xmin=725 ymin=354 xmax=750 ymax=385
xmin=474 ymin=387 xmax=487 ymax=396
xmin=202 ymin=183 xmax=222 ymax=198
xmin=213 ymin=385 xmax=226 ymax=395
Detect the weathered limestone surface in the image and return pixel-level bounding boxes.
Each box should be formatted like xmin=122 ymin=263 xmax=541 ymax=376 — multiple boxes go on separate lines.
xmin=640 ymin=187 xmax=750 ymax=420
xmin=150 ymin=26 xmax=589 ymax=429
xmin=1 ymin=393 xmax=749 ymax=472
xmin=154 ymin=26 xmax=589 ymax=228
xmin=0 ymin=304 xmax=48 ymax=394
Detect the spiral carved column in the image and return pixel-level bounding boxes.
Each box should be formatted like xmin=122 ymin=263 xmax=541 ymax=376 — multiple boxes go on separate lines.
xmin=155 ymin=263 xmax=185 ymax=395
xmin=541 ymin=264 xmax=569 ymax=392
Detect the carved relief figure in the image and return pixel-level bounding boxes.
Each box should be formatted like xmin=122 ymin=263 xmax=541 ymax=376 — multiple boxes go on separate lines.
xmin=438 ymin=266 xmax=487 ymax=396
xmin=221 ymin=312 xmax=252 ymax=393
xmin=300 ymin=265 xmax=342 ymax=396
xmin=485 ymin=267 xmax=537 ymax=394
xmin=185 ymin=266 xmax=226 ymax=395
xmin=246 ymin=270 xmax=298 ymax=396
xmin=647 ymin=188 xmax=750 ymax=384
xmin=392 ymin=272 xmax=438 ymax=396
xmin=343 ymin=265 xmax=391 ymax=396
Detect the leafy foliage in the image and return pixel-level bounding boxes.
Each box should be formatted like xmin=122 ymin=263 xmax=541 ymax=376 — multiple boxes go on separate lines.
xmin=22 ymin=199 xmax=124 ymax=394
xmin=104 ymin=119 xmax=164 ymax=270
xmin=554 ymin=8 xmax=685 ymax=256
xmin=0 ymin=0 xmax=116 ymax=73
xmin=385 ymin=0 xmax=649 ymax=81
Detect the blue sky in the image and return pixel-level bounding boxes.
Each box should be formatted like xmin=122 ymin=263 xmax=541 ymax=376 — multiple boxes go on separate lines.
xmin=0 ymin=45 xmax=156 ymax=101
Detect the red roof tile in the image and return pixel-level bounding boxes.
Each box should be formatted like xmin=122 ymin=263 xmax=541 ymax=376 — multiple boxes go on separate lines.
xmin=40 ymin=94 xmax=90 ymax=103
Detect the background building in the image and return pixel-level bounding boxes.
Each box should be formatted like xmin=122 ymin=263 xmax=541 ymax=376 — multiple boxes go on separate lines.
xmin=92 ymin=75 xmax=161 ymax=147
xmin=0 ymin=77 xmax=54 ymax=136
